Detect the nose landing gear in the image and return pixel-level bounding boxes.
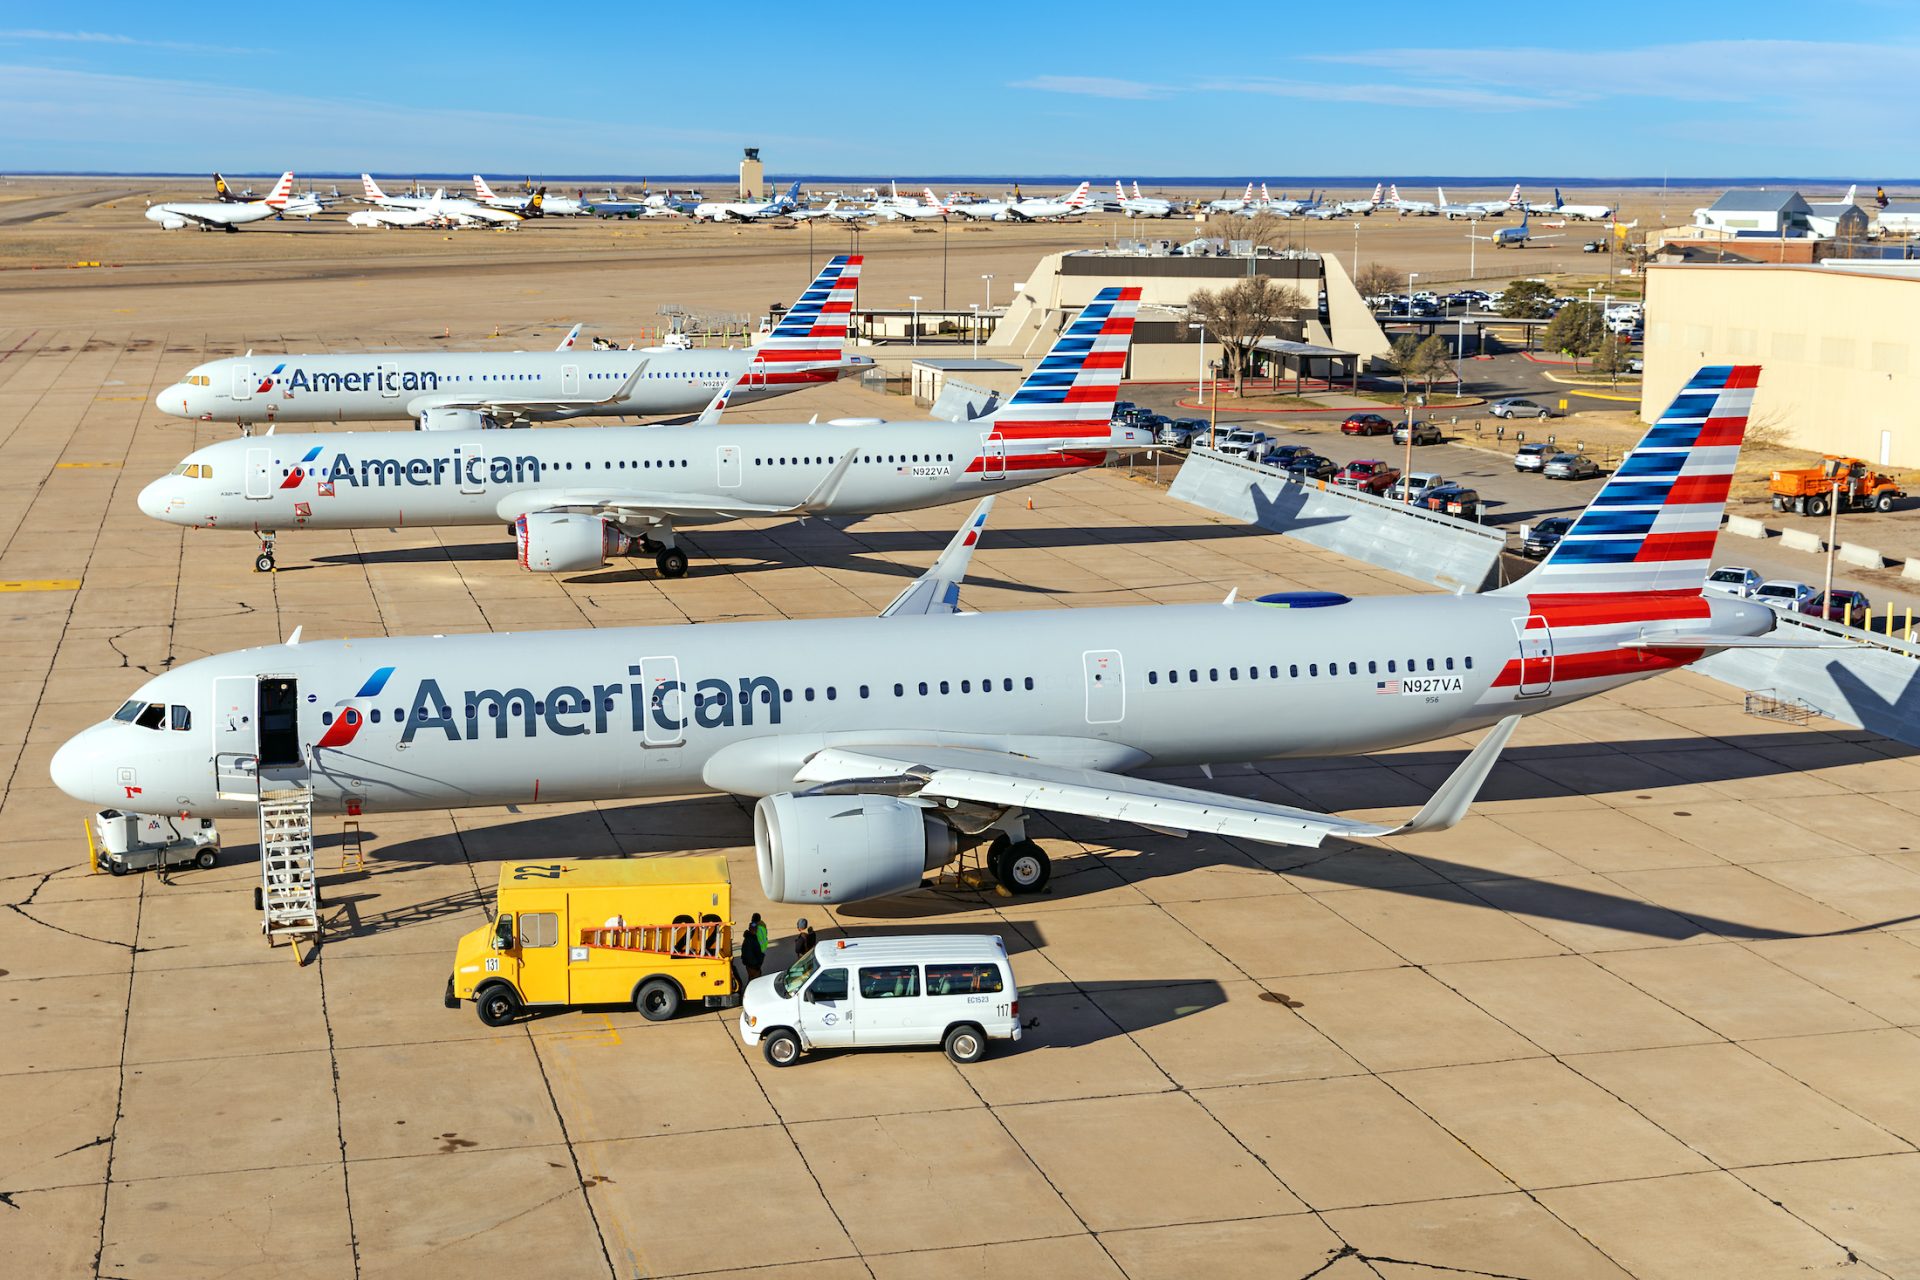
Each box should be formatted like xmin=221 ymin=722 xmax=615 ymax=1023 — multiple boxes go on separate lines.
xmin=254 ymin=532 xmax=277 ymax=573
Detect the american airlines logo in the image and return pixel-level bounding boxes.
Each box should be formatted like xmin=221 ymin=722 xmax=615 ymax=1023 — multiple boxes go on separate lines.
xmin=265 ymin=365 xmax=445 ymax=394
xmin=388 ymin=667 xmax=784 ymax=746
xmin=301 ymin=451 xmax=545 ymax=488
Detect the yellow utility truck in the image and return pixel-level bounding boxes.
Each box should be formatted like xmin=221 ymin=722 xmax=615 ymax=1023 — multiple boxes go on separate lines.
xmin=447 ymin=857 xmax=737 ymax=1026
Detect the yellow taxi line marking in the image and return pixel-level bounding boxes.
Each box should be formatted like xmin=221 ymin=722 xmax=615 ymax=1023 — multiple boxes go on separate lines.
xmin=0 ymin=580 xmax=80 ymax=592
xmin=57 ymin=461 xmax=122 ymax=468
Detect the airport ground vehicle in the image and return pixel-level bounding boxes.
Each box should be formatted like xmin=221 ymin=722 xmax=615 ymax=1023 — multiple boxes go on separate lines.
xmin=1520 ymin=517 xmax=1571 ymax=558
xmin=1801 ymin=589 xmax=1872 ymax=623
xmin=1340 ymin=413 xmax=1392 ymax=436
xmin=1770 ymin=457 xmax=1904 ymax=515
xmin=448 ymin=858 xmax=738 ymax=1026
xmin=1544 ymin=453 xmax=1602 ymax=480
xmin=1705 ymin=567 xmax=1763 ymax=599
xmin=87 ymin=809 xmax=219 ymax=876
xmin=738 ymin=934 xmax=1020 ymax=1066
xmin=1333 ymin=459 xmax=1400 ymax=494
xmin=1393 ymin=420 xmax=1443 ymax=446
xmin=1755 ymin=580 xmax=1817 ymax=611
xmin=1491 ymin=398 xmax=1554 ymax=419
xmin=1513 ymin=442 xmax=1551 ymax=472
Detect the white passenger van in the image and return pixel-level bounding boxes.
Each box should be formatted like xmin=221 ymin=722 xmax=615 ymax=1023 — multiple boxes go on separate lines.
xmin=738 ymin=934 xmax=1021 ymax=1066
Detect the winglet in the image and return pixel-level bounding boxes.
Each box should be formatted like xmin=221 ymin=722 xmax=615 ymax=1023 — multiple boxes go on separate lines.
xmin=1365 ymin=714 xmax=1520 ymax=837
xmin=879 ymin=497 xmax=995 ymax=617
xmin=598 ymin=359 xmax=648 ymax=405
xmin=556 ymin=323 xmax=582 ymax=352
xmin=695 ymin=376 xmax=740 ymax=426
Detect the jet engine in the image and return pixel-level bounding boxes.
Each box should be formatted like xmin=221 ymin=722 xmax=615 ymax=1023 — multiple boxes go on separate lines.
xmin=156 ymin=216 xmax=187 ymax=231
xmin=417 ymin=407 xmax=498 ymax=431
xmin=755 ymin=793 xmax=959 ymax=904
xmin=514 ymin=513 xmax=630 ymax=572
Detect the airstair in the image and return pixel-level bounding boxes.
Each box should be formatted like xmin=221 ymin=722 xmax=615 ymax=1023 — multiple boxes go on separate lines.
xmin=257 ymin=785 xmax=320 ymax=943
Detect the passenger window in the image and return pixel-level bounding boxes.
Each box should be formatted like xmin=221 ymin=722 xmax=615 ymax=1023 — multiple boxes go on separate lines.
xmin=1464 ymin=656 xmax=1473 ymax=670
xmin=519 ymin=912 xmax=559 ymax=948
xmin=1309 ymin=664 xmax=1318 ymax=677
xmin=1445 ymin=657 xmax=1455 ymax=670
xmin=1149 ymin=671 xmax=1158 ymax=685
xmin=170 ymin=705 xmax=191 ymax=732
xmin=1426 ymin=659 xmax=1436 ymax=671
xmin=809 ymin=968 xmax=849 ymax=1001
xmin=926 ymin=963 xmax=1004 ymax=995
xmin=859 ymin=965 xmax=919 ymax=999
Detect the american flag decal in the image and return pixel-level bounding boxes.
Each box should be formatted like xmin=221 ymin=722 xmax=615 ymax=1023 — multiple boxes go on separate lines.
xmin=1375 ymin=680 xmax=1402 ymax=695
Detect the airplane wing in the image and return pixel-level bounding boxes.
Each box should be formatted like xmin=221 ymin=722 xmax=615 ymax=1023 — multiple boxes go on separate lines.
xmin=498 ymin=449 xmax=862 ymax=524
xmin=170 ymin=208 xmax=236 ymax=230
xmin=411 ymin=361 xmax=647 ymax=419
xmin=793 ymin=714 xmax=1521 ymax=849
xmin=879 ymin=498 xmax=993 ymax=618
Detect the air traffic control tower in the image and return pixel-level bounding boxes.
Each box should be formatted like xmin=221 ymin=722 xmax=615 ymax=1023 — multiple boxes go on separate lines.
xmin=738 ymin=148 xmax=764 ymax=200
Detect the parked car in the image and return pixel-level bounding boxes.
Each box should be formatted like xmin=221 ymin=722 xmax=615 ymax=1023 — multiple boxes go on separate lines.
xmin=1264 ymin=443 xmax=1310 ymax=468
xmin=1137 ymin=412 xmax=1172 ymax=438
xmin=1284 ymin=453 xmax=1337 ymax=482
xmin=1216 ymin=428 xmax=1274 ymax=460
xmin=1422 ymin=484 xmax=1483 ymax=521
xmin=1393 ymin=419 xmax=1444 ymax=446
xmin=1628 ymin=356 xmax=1644 ymax=374
xmin=1385 ymin=471 xmax=1447 ymax=502
xmin=1340 ymin=413 xmax=1393 ymax=436
xmin=1704 ymin=566 xmax=1763 ymax=599
xmin=1755 ymin=580 xmax=1817 ymax=611
xmin=1513 ymin=442 xmax=1552 ymax=473
xmin=1544 ymin=453 xmax=1602 ymax=480
xmin=1801 ymin=589 xmax=1873 ymax=623
xmin=1333 ymin=459 xmax=1400 ymax=494
xmin=1158 ymin=418 xmax=1207 ymax=447
xmin=1491 ymin=397 xmax=1554 ymax=419
xmin=1112 ymin=400 xmax=1139 ymax=420
xmin=1520 ymin=517 xmax=1572 ymax=558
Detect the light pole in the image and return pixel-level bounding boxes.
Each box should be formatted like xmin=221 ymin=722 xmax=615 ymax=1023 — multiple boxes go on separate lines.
xmin=981 ymin=273 xmax=994 ymax=315
xmin=1352 ymin=220 xmax=1360 ymax=279
xmin=1822 ymin=475 xmax=1842 ymax=622
xmin=969 ymin=304 xmax=980 ymax=358
xmin=1189 ymin=321 xmax=1206 ymax=405
xmin=908 ymin=295 xmax=921 ymax=345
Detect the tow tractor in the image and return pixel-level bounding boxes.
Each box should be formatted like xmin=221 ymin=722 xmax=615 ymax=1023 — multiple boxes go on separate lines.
xmin=87 ymin=809 xmax=221 ymax=877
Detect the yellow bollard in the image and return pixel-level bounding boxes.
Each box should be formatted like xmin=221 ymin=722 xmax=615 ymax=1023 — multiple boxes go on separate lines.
xmin=1844 ymin=602 xmax=1852 ymax=629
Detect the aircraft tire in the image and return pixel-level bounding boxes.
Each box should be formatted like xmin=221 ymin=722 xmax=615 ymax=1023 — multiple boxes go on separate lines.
xmin=656 ymin=549 xmax=689 ymax=579
xmin=1001 ymin=841 xmax=1051 ymax=894
xmin=254 ymin=553 xmax=275 ymax=573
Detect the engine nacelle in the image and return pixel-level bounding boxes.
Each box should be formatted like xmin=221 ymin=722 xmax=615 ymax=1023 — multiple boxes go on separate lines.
xmin=416 ymin=407 xmax=498 ymax=431
xmin=755 ymin=793 xmax=958 ymax=904
xmin=515 ymin=513 xmax=630 ymax=573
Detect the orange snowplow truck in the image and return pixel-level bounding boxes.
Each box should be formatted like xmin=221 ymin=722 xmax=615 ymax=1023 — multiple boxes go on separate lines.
xmin=1770 ymin=456 xmax=1904 ymax=516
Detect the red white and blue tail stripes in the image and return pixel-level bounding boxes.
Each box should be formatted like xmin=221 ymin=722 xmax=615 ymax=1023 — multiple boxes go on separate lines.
xmin=1503 ymin=365 xmax=1757 ymax=598
xmin=748 ymin=254 xmax=861 ymax=384
xmin=984 ymin=286 xmax=1140 ymax=444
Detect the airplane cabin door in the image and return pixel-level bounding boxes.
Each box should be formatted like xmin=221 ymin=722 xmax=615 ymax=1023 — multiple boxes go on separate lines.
xmin=1083 ymin=649 xmax=1125 ymax=724
xmin=716 ymin=444 xmax=742 ymax=489
xmin=981 ymin=431 xmax=1006 ymax=480
xmin=455 ymin=443 xmax=486 ymax=494
xmin=244 ymin=447 xmax=272 ymax=499
xmin=637 ymin=655 xmax=685 ymax=747
xmin=211 ymin=675 xmax=258 ymax=796
xmin=231 ymin=364 xmax=254 ymax=401
xmin=1512 ymin=616 xmax=1553 ymax=697
xmin=561 ymin=364 xmax=581 ymax=396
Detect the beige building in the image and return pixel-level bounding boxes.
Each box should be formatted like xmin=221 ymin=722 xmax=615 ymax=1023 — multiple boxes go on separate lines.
xmin=1642 ymin=261 xmax=1920 ymax=466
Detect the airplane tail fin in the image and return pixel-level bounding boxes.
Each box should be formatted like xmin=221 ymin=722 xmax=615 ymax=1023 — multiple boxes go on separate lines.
xmin=1507 ymin=182 xmax=1521 ymax=205
xmin=923 ymin=186 xmax=948 ymax=213
xmin=264 ymin=172 xmax=294 ymax=209
xmin=1494 ymin=366 xmax=1759 ymax=600
xmin=1370 ymin=182 xmax=1383 ymax=203
xmin=779 ymin=179 xmax=802 ymax=207
xmin=983 ymin=286 xmax=1141 ymax=440
xmin=362 ymin=173 xmax=386 ymax=202
xmin=1844 ymin=183 xmax=1858 ymax=204
xmin=1066 ymin=181 xmax=1091 ymax=207
xmin=474 ymin=175 xmax=496 ymax=200
xmin=1115 ymin=179 xmax=1127 ymax=201
xmin=1437 ymin=186 xmax=1447 ymax=206
xmin=1388 ymin=182 xmax=1400 ymax=203
xmin=748 ymin=254 xmax=862 ymax=375
xmin=1553 ymin=187 xmax=1564 ymax=208
xmin=214 ymin=172 xmax=234 ymax=200
xmin=1132 ymin=180 xmax=1143 ymax=199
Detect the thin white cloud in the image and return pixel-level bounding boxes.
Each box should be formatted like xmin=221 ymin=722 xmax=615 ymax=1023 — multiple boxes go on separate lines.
xmin=1010 ymin=75 xmax=1171 ymax=101
xmin=0 ymin=28 xmax=263 ymax=55
xmin=1200 ymin=77 xmax=1555 ymax=112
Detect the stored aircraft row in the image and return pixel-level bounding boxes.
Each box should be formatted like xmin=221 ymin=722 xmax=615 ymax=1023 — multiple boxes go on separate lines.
xmin=56 ymin=365 xmax=1822 ymax=907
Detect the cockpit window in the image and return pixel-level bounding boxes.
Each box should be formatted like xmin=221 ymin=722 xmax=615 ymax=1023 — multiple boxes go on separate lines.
xmin=170 ymin=705 xmax=191 ymax=732
xmin=133 ymin=703 xmax=166 ymax=730
xmin=172 ymin=464 xmax=189 ymax=476
xmin=113 ymin=700 xmax=143 ymax=723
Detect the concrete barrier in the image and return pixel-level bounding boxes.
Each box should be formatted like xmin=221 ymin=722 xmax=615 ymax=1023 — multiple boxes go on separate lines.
xmin=1780 ymin=528 xmax=1827 ymax=554
xmin=1724 ymin=515 xmax=1768 ymax=539
xmin=1903 ymin=559 xmax=1920 ymax=582
xmin=1169 ymin=448 xmax=1507 ymax=592
xmin=1839 ymin=542 xmax=1887 ymax=570
xmin=1697 ymin=614 xmax=1920 ymax=748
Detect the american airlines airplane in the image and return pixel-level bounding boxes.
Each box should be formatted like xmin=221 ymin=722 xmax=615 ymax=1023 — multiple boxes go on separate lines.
xmin=1384 ymin=183 xmax=1438 ymax=216
xmin=950 ymin=183 xmax=1092 ymax=222
xmin=55 ymin=366 xmax=1815 ymax=908
xmin=138 ymin=288 xmax=1156 ymax=577
xmin=146 ymin=172 xmax=300 ymax=231
xmin=152 ymin=255 xmax=873 ymax=433
xmin=1114 ymin=181 xmax=1175 ymax=218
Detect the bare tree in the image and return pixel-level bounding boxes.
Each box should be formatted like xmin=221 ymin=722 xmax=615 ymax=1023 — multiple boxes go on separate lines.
xmin=1190 ymin=277 xmax=1307 ymax=395
xmin=1231 ymin=212 xmax=1302 ymax=254
xmin=1385 ymin=333 xmax=1453 ymax=403
xmin=1353 ymin=262 xmax=1404 ymax=300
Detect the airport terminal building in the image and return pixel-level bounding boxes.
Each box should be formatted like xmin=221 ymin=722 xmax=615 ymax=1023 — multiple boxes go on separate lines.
xmin=1642 ymin=260 xmax=1920 ymax=466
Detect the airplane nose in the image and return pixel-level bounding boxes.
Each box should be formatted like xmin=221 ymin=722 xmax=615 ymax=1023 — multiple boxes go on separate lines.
xmin=155 ymin=384 xmax=194 ymax=417
xmin=137 ymin=478 xmax=170 ymax=519
xmin=50 ymin=730 xmax=105 ymax=804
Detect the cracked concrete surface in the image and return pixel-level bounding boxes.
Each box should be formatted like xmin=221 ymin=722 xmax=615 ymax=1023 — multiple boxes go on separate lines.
xmin=3 ymin=238 xmax=1919 ymax=1279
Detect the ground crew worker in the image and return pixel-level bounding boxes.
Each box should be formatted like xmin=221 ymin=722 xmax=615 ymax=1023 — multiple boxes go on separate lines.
xmin=794 ymin=918 xmax=817 ymax=959
xmin=741 ymin=913 xmax=769 ymax=980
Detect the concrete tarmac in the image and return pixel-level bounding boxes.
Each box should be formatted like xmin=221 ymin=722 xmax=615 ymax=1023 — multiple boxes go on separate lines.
xmin=2 ymin=222 xmax=1919 ymax=1279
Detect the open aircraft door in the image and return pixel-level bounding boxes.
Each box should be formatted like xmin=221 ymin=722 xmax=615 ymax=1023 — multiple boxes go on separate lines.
xmin=1512 ymin=616 xmax=1554 ymax=697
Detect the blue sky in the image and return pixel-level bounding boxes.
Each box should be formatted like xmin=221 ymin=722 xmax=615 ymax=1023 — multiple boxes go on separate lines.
xmin=3 ymin=5 xmax=1915 ymax=178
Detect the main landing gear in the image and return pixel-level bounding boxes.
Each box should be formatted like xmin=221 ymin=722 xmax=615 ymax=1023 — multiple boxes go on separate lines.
xmin=986 ymin=835 xmax=1052 ymax=894
xmin=638 ymin=534 xmax=689 ymax=579
xmin=254 ymin=532 xmax=277 ymax=573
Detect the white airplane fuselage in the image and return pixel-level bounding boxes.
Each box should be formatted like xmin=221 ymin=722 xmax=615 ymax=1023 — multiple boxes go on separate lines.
xmin=49 ymin=590 xmax=1771 ymax=821
xmin=136 ymin=417 xmax=1141 ymax=534
xmin=155 ymin=348 xmax=864 ymax=426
